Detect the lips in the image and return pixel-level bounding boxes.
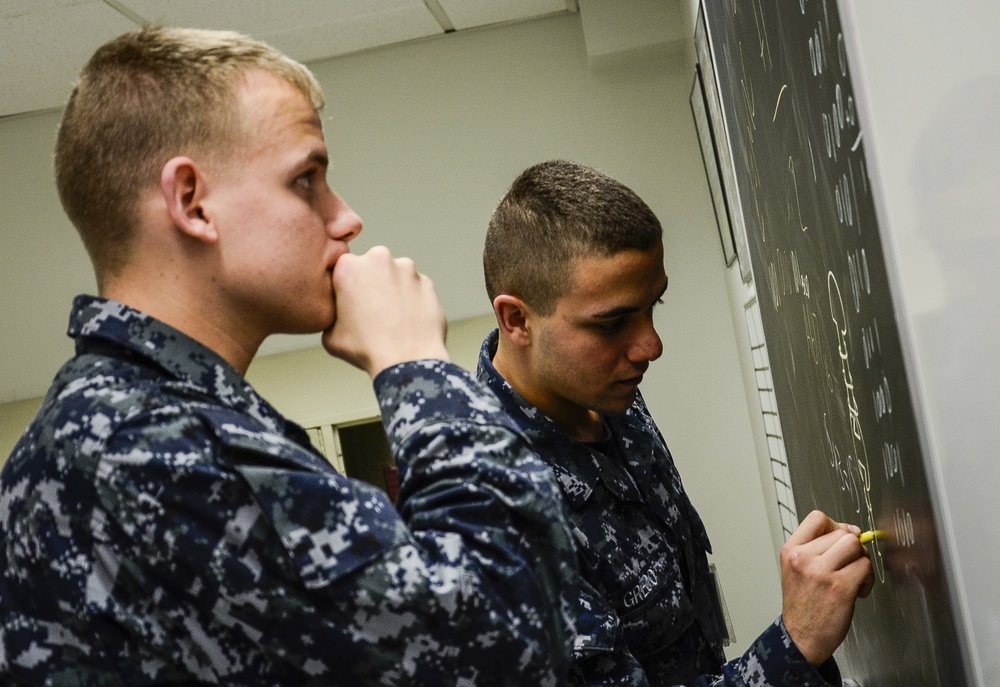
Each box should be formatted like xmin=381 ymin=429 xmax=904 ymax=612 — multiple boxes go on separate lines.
xmin=325 ymin=251 xmax=347 ymax=287
xmin=326 ymin=244 xmax=350 ymax=272
xmin=618 ymin=364 xmax=648 ymax=387
xmin=617 ymin=375 xmax=643 ymax=387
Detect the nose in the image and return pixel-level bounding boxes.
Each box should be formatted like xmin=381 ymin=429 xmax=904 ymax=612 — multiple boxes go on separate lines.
xmin=326 ymin=192 xmax=362 ymax=243
xmin=629 ymin=318 xmax=663 ymax=364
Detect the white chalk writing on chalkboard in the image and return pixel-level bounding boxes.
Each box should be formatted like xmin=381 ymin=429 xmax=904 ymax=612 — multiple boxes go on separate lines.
xmin=699 ymin=0 xmax=971 ymax=680
xmin=788 ymin=157 xmax=807 ymax=232
xmin=828 ymin=271 xmax=883 ymax=581
xmin=882 ymin=441 xmax=904 ymax=487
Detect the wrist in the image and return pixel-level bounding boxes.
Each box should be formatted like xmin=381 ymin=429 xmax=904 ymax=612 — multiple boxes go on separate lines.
xmin=367 ymin=346 xmax=451 ymax=378
xmin=780 ymin=615 xmax=830 ymax=666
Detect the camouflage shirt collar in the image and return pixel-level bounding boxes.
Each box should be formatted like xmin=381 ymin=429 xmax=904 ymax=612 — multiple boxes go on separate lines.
xmin=478 ymin=330 xmax=616 ymax=506
xmin=67 ymin=294 xmax=285 ymax=432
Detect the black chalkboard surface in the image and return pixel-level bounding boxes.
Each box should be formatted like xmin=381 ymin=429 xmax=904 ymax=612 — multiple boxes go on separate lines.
xmin=695 ymin=1 xmax=969 ymax=684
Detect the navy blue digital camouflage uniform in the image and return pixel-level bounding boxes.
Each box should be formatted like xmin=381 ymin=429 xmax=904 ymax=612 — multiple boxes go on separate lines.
xmin=0 ymin=295 xmax=581 ymax=685
xmin=477 ymin=330 xmax=843 ymax=687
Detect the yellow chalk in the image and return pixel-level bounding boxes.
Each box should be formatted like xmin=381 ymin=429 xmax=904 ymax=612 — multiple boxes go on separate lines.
xmin=858 ymin=530 xmax=885 ymax=545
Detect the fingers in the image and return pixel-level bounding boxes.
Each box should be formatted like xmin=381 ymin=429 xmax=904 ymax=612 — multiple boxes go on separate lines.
xmin=330 ymin=245 xmax=407 ymax=292
xmin=785 ymin=509 xmax=859 ymax=547
xmin=780 ymin=510 xmax=874 ymax=664
xmin=822 ymin=527 xmax=868 ymax=569
xmin=793 ymin=527 xmax=861 ymax=566
xmin=323 ymin=246 xmax=449 ymax=376
xmin=782 ymin=513 xmax=872 ymax=591
xmin=820 ymin=530 xmax=875 ymax=597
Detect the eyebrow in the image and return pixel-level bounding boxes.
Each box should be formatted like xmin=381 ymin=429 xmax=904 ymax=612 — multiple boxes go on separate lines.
xmin=291 ymin=149 xmax=329 ymax=178
xmin=305 ymin=150 xmax=329 ymax=169
xmin=590 ymin=276 xmax=669 ymax=320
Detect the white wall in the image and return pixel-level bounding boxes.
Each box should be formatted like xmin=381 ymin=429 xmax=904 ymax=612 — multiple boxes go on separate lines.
xmin=0 ymin=109 xmax=90 ymax=403
xmin=244 ymin=314 xmax=498 ymax=428
xmin=0 ymin=11 xmax=780 ymax=660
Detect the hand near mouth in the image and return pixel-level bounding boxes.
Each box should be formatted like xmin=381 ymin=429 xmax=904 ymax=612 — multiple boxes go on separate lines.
xmin=322 ymin=245 xmax=450 ymax=377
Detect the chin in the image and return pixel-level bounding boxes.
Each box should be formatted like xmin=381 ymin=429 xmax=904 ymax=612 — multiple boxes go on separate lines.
xmin=281 ymin=310 xmax=335 ymax=335
xmin=604 ymin=392 xmax=639 ymax=416
xmin=317 ymin=310 xmax=336 ymax=332
xmin=309 ymin=302 xmax=337 ymax=331
xmin=596 ymin=399 xmax=635 ymax=417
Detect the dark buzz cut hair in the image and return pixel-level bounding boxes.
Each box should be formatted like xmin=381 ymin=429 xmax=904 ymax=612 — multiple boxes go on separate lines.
xmin=483 ymin=160 xmax=663 ymax=315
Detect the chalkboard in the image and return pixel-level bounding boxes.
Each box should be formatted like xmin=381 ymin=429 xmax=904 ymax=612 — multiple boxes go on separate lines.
xmin=694 ymin=1 xmax=969 ymax=685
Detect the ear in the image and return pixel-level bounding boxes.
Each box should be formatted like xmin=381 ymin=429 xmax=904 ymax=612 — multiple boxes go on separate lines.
xmin=493 ymin=294 xmax=534 ymax=348
xmin=160 ymin=156 xmax=218 ymax=244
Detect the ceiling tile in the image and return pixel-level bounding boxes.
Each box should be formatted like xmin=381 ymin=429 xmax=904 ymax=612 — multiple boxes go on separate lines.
xmin=0 ymin=2 xmax=138 ymax=115
xmin=117 ymin=0 xmax=441 ymax=62
xmin=437 ymin=0 xmax=567 ymax=30
xmin=259 ymin=6 xmax=444 ymax=64
xmin=120 ymin=0 xmax=416 ymax=31
xmin=115 ymin=0 xmax=442 ymax=62
xmin=0 ymin=0 xmax=92 ymax=18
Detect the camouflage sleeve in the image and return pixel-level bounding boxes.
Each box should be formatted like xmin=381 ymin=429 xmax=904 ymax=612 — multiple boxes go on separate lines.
xmin=699 ymin=617 xmax=842 ymax=687
xmin=372 ymin=359 xmax=579 ymax=681
xmin=86 ymin=360 xmax=576 ymax=685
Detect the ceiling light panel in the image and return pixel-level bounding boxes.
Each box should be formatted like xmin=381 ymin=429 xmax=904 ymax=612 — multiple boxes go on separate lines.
xmin=436 ymin=0 xmax=567 ymax=30
xmin=116 ymin=0 xmax=443 ymax=62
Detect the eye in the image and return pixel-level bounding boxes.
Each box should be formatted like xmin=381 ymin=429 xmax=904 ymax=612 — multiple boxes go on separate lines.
xmin=294 ymin=169 xmax=318 ymax=193
xmin=594 ymin=319 xmax=627 ymax=335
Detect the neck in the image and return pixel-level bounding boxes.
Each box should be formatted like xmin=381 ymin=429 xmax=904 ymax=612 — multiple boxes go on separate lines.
xmin=492 ymin=336 xmax=604 ymax=442
xmin=102 ymin=273 xmax=260 ymax=375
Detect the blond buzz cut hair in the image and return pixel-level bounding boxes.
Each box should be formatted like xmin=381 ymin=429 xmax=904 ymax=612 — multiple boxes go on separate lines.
xmin=54 ymin=26 xmax=324 ymax=286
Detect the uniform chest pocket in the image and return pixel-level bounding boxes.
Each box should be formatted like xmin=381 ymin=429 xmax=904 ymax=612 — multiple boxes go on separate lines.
xmin=614 ymin=554 xmax=697 ymax=658
xmin=574 ymin=507 xmax=697 ymax=659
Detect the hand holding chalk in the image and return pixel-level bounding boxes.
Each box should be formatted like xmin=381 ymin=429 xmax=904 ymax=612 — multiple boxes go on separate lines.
xmin=858 ymin=530 xmax=886 ymax=545
xmin=779 ymin=510 xmax=874 ymax=666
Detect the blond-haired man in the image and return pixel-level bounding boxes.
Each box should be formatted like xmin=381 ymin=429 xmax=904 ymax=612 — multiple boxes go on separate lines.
xmin=0 ymin=28 xmax=578 ymax=684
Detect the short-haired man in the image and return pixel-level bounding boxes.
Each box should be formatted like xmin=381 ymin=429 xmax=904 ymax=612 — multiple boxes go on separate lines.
xmin=0 ymin=28 xmax=580 ymax=684
xmin=478 ymin=160 xmax=874 ymax=686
